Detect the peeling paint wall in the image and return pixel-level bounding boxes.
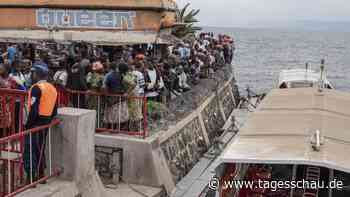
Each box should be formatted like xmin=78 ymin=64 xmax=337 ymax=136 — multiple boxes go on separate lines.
xmin=0 ymin=8 xmax=166 ymax=31
xmin=159 ymin=76 xmax=237 ymax=183
xmin=221 ymin=86 xmax=236 ymax=119
xmin=160 ymin=118 xmax=207 ymax=183
xmin=201 ymin=97 xmax=226 ymax=144
xmin=0 ymin=0 xmax=177 ymax=31
xmin=95 ymin=146 xmax=123 ymax=186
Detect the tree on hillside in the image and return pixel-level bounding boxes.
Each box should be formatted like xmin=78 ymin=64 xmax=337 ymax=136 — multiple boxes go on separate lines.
xmin=172 ymin=3 xmax=202 ymax=39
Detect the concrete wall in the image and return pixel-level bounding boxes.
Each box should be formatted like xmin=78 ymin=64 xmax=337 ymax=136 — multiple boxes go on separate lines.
xmin=95 ymin=135 xmax=161 ymax=187
xmin=95 ymin=76 xmax=238 ymax=195
xmin=0 ymin=8 xmax=169 ymax=31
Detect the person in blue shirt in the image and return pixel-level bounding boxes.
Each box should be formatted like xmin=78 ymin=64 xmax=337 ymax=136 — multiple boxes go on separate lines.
xmin=7 ymin=44 xmax=17 ymax=66
xmin=10 ymin=60 xmax=28 ymax=132
xmin=103 ymin=62 xmax=125 ymax=94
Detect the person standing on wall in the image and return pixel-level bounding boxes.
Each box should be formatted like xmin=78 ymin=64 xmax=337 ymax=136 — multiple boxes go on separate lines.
xmin=24 ymin=63 xmax=58 ymax=184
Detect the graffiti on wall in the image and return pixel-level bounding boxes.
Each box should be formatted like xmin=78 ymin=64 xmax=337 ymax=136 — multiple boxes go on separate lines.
xmin=201 ymin=97 xmax=225 ymax=144
xmin=161 ymin=118 xmax=207 ymax=183
xmin=220 ymin=86 xmax=235 ymax=119
xmin=95 ymin=146 xmax=123 ymax=186
xmin=36 ymin=9 xmax=136 ymax=29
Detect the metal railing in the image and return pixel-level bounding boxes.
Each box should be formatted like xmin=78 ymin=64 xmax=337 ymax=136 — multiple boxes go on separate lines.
xmin=0 ymin=119 xmax=60 ymax=197
xmin=0 ymin=88 xmax=26 ymax=134
xmin=60 ymin=89 xmax=148 ymax=138
xmin=0 ymin=87 xmax=149 ymax=139
xmin=0 ymin=86 xmax=148 ymax=195
xmin=0 ymin=89 xmax=27 ymax=163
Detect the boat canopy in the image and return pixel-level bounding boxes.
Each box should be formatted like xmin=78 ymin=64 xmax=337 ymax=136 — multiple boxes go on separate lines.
xmin=220 ymin=87 xmax=350 ymax=173
xmin=278 ymin=69 xmax=333 ymax=89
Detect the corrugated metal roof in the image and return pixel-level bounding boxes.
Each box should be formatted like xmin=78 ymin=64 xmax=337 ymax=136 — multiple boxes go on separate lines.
xmin=220 ymin=88 xmax=350 ymax=173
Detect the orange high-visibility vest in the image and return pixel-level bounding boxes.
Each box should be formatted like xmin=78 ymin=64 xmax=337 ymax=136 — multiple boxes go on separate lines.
xmin=28 ymin=82 xmax=58 ymax=117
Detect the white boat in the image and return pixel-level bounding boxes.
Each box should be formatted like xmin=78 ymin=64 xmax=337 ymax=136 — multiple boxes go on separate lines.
xmin=278 ymin=64 xmax=334 ymax=89
xmin=213 ymin=87 xmax=350 ymax=197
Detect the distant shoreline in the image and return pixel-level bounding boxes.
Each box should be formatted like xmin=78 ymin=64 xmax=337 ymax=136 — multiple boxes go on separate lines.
xmin=201 ymin=24 xmax=350 ymax=33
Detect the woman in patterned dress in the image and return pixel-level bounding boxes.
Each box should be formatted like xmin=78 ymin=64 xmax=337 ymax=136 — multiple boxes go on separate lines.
xmin=119 ymin=63 xmax=143 ymax=132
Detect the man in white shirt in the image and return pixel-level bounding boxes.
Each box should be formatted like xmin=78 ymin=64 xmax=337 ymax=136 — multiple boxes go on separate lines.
xmin=53 ymin=69 xmax=68 ymax=87
xmin=144 ymin=62 xmax=164 ymax=101
xmin=131 ymin=62 xmax=145 ymax=96
xmin=177 ymin=66 xmax=190 ymax=92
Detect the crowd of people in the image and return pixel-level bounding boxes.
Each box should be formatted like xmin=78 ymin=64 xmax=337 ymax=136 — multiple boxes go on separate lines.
xmin=0 ymin=32 xmax=234 ymax=184
xmin=0 ymin=32 xmax=235 ymax=131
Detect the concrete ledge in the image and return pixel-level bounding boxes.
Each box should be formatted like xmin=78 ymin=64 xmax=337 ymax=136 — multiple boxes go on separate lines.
xmin=95 ymin=134 xmax=161 ymax=187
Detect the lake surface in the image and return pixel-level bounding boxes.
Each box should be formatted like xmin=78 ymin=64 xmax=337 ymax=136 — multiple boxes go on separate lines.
xmin=205 ymin=27 xmax=350 ymax=94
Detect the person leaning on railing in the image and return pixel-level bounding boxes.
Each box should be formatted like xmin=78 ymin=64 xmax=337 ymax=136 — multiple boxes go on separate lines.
xmin=102 ymin=62 xmax=128 ymax=129
xmin=120 ymin=63 xmax=144 ymax=132
xmin=0 ymin=63 xmax=19 ymax=137
xmin=24 ymin=63 xmax=58 ymax=184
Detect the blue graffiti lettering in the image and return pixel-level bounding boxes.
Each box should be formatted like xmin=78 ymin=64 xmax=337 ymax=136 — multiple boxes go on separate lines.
xmin=55 ymin=10 xmax=75 ymax=27
xmin=96 ymin=11 xmax=114 ymax=28
xmin=76 ymin=11 xmax=94 ymax=27
xmin=115 ymin=11 xmax=136 ymax=29
xmin=37 ymin=9 xmax=55 ymax=27
xmin=36 ymin=9 xmax=137 ymax=29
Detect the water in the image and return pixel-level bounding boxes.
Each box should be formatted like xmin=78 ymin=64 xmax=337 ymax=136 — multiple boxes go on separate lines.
xmin=205 ymin=27 xmax=350 ymax=94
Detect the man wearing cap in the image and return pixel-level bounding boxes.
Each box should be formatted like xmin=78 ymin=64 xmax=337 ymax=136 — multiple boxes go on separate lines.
xmin=24 ymin=63 xmax=58 ymax=184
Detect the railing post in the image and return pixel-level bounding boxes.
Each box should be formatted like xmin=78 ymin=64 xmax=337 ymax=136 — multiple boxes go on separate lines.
xmin=143 ymin=97 xmax=148 ymax=139
xmin=7 ymin=141 xmax=11 ymax=194
xmin=118 ymin=96 xmax=121 ymax=133
xmin=97 ymin=95 xmax=101 ymax=128
xmin=48 ymin=127 xmax=52 ymax=176
xmin=29 ymin=132 xmax=33 ymax=184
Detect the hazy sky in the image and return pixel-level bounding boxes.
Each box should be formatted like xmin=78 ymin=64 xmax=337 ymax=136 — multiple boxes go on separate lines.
xmin=176 ymin=0 xmax=350 ymax=28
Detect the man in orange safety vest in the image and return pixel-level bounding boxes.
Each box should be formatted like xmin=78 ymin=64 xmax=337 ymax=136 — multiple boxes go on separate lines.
xmin=24 ymin=63 xmax=58 ymax=184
